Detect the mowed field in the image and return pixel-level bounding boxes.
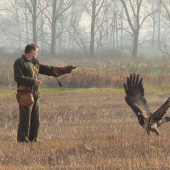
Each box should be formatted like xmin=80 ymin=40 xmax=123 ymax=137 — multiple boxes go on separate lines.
xmin=0 ymin=89 xmax=170 ymax=169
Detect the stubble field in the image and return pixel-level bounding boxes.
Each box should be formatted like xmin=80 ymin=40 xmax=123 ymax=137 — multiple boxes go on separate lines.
xmin=0 ymin=88 xmax=170 ymax=169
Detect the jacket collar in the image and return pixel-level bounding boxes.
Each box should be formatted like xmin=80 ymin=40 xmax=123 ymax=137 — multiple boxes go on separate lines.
xmin=22 ymin=54 xmax=32 ymax=62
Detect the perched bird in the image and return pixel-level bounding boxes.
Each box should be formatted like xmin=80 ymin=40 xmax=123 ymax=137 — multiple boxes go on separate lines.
xmin=124 ymin=73 xmax=170 ymax=136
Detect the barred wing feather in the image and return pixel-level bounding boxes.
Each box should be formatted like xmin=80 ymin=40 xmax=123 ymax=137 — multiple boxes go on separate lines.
xmin=151 ymin=97 xmax=170 ymax=123
xmin=124 ymin=74 xmax=151 ymax=121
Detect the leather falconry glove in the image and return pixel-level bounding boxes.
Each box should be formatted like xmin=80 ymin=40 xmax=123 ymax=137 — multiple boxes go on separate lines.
xmin=53 ymin=65 xmax=76 ymax=87
xmin=53 ymin=65 xmax=76 ymax=75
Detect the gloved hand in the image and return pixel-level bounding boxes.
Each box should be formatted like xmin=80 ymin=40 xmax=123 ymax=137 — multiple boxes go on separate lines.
xmin=66 ymin=65 xmax=76 ymax=72
xmin=54 ymin=65 xmax=76 ymax=75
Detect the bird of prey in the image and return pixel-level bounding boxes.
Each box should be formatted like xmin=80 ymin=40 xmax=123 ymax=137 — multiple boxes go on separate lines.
xmin=124 ymin=73 xmax=170 ymax=136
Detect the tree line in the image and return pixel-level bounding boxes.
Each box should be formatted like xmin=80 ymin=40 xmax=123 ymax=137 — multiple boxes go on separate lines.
xmin=0 ymin=0 xmax=170 ymax=58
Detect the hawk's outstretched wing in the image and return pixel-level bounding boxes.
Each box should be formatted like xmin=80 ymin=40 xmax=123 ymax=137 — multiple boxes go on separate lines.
xmin=124 ymin=74 xmax=151 ymax=125
xmin=151 ymin=97 xmax=170 ymax=123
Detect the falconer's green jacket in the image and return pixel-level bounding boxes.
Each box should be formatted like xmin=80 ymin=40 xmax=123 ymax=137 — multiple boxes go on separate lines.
xmin=14 ymin=55 xmax=56 ymax=99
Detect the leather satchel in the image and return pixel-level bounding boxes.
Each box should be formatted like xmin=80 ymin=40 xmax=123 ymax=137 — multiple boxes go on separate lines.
xmin=16 ymin=85 xmax=34 ymax=107
xmin=16 ymin=65 xmax=36 ymax=109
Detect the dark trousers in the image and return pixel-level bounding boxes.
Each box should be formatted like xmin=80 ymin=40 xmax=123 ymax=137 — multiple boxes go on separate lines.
xmin=17 ymin=99 xmax=40 ymax=143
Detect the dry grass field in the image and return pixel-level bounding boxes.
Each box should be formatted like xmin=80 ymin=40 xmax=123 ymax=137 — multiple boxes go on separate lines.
xmin=1 ymin=52 xmax=170 ymax=169
xmin=0 ymin=88 xmax=170 ymax=169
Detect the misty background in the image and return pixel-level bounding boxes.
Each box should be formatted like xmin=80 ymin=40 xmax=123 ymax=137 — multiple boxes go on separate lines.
xmin=0 ymin=0 xmax=170 ymax=59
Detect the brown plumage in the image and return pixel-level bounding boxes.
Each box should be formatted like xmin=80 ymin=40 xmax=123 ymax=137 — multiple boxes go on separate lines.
xmin=124 ymin=73 xmax=170 ymax=136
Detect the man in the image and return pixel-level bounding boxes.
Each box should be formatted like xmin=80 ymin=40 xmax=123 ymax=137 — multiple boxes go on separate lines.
xmin=14 ymin=43 xmax=75 ymax=143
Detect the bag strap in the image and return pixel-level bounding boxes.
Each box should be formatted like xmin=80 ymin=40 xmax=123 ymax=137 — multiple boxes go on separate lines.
xmin=56 ymin=77 xmax=63 ymax=87
xmin=32 ymin=65 xmax=35 ymax=93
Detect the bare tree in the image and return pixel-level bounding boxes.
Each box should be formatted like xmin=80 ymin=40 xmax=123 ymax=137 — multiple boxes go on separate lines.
xmin=68 ymin=1 xmax=84 ymax=49
xmin=149 ymin=0 xmax=158 ymax=46
xmin=120 ymin=0 xmax=154 ymax=59
xmin=89 ymin=0 xmax=104 ymax=56
xmin=0 ymin=0 xmax=167 ymax=56
xmin=14 ymin=0 xmax=22 ymax=48
xmin=109 ymin=1 xmax=119 ymax=50
xmin=73 ymin=0 xmax=111 ymax=56
xmin=32 ymin=0 xmax=37 ymax=44
xmin=157 ymin=0 xmax=170 ymax=56
xmin=120 ymin=4 xmax=124 ymax=50
xmin=158 ymin=0 xmax=161 ymax=48
xmin=18 ymin=0 xmax=38 ymax=44
xmin=0 ymin=0 xmax=24 ymax=49
xmin=10 ymin=0 xmax=39 ymax=45
xmin=50 ymin=0 xmax=75 ymax=55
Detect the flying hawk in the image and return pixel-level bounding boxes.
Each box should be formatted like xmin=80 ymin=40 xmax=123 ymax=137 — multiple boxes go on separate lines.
xmin=124 ymin=73 xmax=170 ymax=136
